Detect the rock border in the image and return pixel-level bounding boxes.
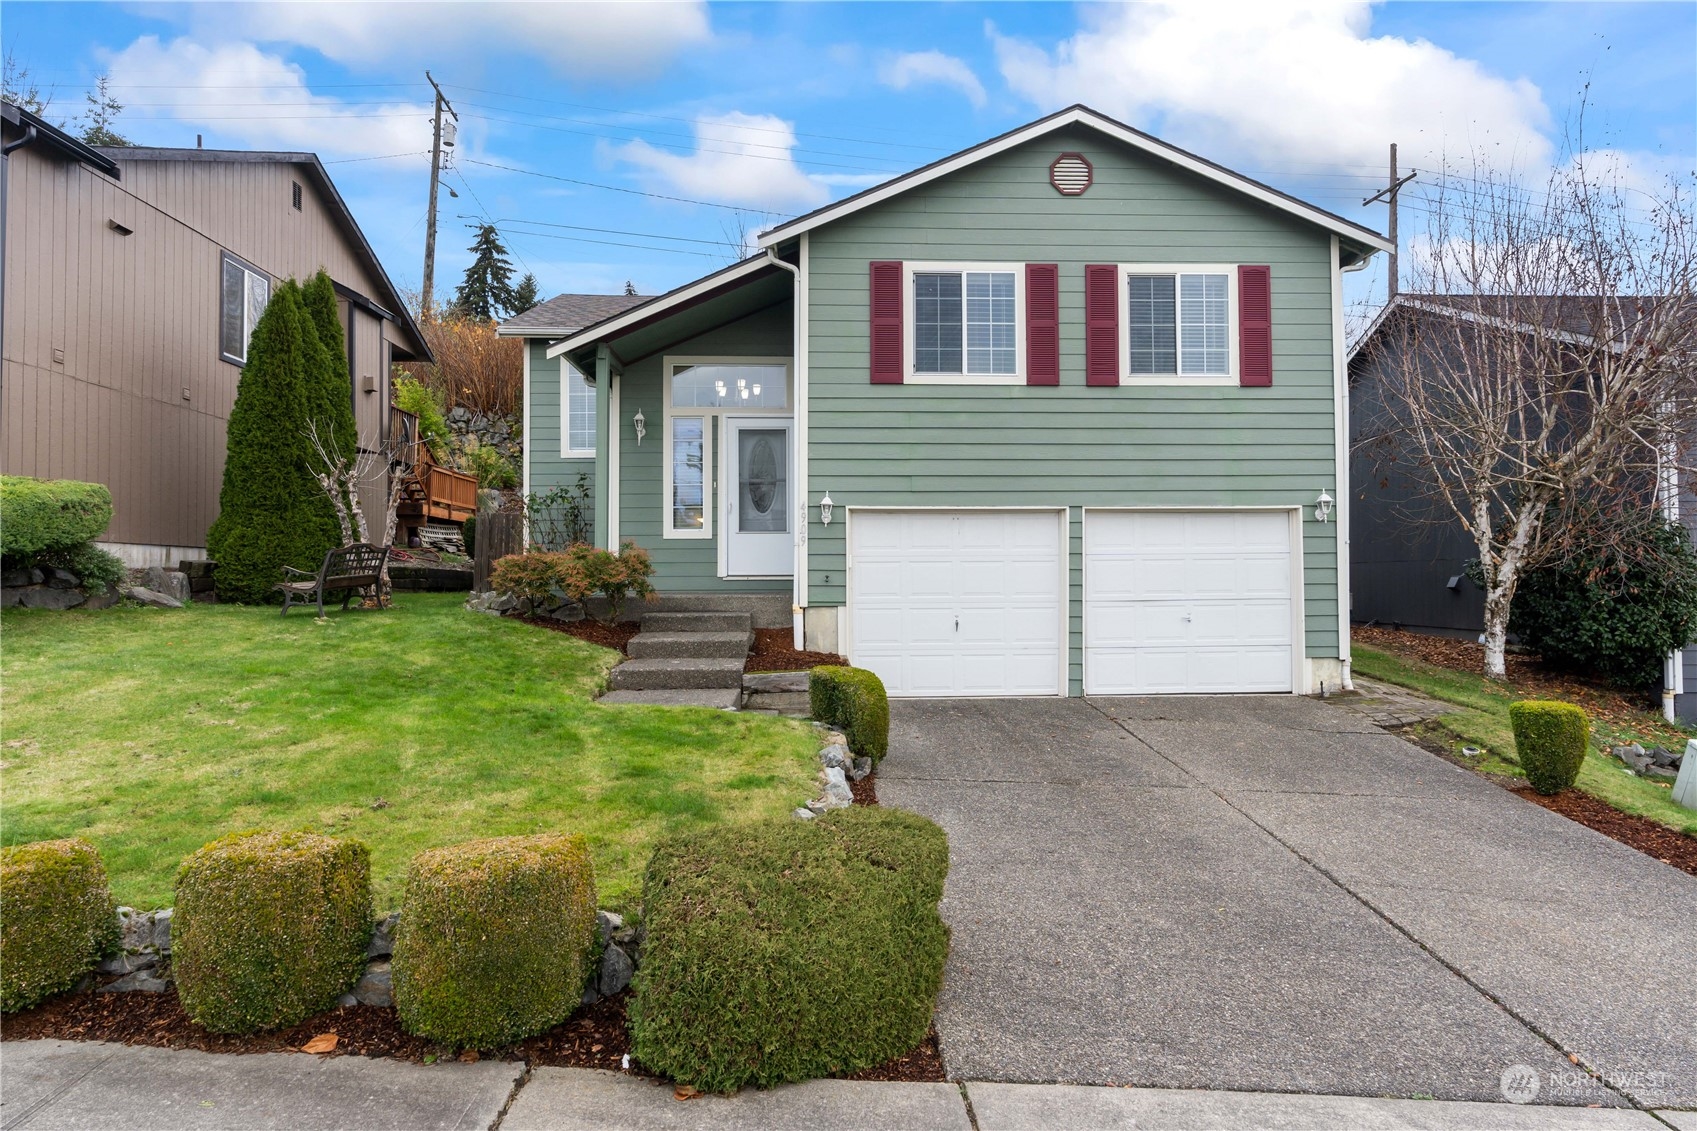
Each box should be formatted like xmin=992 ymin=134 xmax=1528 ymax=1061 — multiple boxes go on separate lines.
xmin=794 ymin=725 xmax=872 ymax=821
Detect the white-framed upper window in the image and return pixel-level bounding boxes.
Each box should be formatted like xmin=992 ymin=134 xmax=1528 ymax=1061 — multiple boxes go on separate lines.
xmin=562 ymin=361 xmax=597 ymax=457
xmin=219 ymin=251 xmax=271 ymax=365
xmin=904 ymin=261 xmax=1025 ymax=385
xmin=661 ymin=357 xmax=791 ymax=539
xmin=1118 ymin=263 xmax=1237 ymax=385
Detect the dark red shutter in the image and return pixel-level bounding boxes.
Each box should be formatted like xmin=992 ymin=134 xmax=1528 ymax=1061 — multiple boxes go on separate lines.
xmin=1238 ymin=265 xmax=1272 ymax=387
xmin=1085 ymin=264 xmax=1119 ymax=386
xmin=1025 ymin=263 xmax=1059 ymax=386
xmin=869 ymin=261 xmax=903 ymax=384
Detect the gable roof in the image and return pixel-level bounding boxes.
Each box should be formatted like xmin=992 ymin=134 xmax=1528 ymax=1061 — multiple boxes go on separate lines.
xmin=758 ymin=104 xmax=1393 ymax=261
xmin=544 ymin=253 xmax=783 ymax=361
xmin=86 ymin=146 xmax=430 ymax=361
xmin=496 ymin=292 xmax=648 ymax=338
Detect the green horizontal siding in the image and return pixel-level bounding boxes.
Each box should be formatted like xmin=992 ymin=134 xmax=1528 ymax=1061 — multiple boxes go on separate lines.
xmin=804 ymin=124 xmax=1343 ymax=693
xmin=526 ymin=338 xmax=597 ymax=542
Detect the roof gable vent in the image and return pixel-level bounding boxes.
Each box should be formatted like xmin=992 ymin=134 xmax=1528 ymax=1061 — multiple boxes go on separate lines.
xmin=1049 ymin=152 xmax=1092 ymax=196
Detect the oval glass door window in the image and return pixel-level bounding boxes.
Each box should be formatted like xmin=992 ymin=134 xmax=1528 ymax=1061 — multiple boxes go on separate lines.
xmin=738 ymin=429 xmax=787 ymax=533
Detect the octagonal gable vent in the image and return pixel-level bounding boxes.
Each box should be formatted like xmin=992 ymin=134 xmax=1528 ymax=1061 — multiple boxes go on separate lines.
xmin=1050 ymin=152 xmax=1093 ymax=196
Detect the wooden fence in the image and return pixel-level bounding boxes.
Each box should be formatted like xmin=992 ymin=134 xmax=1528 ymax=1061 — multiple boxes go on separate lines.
xmin=471 ymin=510 xmax=523 ymax=594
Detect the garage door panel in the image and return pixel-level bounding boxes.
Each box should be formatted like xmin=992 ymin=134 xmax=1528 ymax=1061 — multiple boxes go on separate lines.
xmin=851 ymin=511 xmax=1064 ymax=697
xmin=1085 ymin=511 xmax=1294 ymax=696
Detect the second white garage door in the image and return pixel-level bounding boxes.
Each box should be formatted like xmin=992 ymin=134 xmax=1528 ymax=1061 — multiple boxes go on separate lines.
xmin=849 ymin=510 xmax=1065 ymax=697
xmin=1085 ymin=510 xmax=1296 ymax=695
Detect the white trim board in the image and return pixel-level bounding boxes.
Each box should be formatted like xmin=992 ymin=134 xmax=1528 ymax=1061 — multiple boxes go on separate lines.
xmin=1115 ymin=263 xmax=1240 ymax=386
xmin=547 ymin=255 xmax=776 ymax=360
xmin=901 ymin=261 xmax=1027 ymax=386
xmin=758 ymin=106 xmax=1393 ymax=257
xmin=660 ymin=356 xmax=794 ymax=548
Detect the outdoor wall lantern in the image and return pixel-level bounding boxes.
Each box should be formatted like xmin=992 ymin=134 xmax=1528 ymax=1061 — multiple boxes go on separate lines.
xmin=1314 ymin=489 xmax=1334 ymax=524
xmin=633 ymin=408 xmax=646 ymax=445
xmin=819 ymin=491 xmax=835 ymax=526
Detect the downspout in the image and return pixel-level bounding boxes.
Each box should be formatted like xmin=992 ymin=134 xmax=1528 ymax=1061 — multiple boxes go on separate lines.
xmin=764 ymin=246 xmax=806 ymax=649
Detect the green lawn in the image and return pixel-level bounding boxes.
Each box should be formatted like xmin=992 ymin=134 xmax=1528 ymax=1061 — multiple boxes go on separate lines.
xmin=1352 ymin=644 xmax=1697 ymax=836
xmin=1 ymin=594 xmax=819 ymax=912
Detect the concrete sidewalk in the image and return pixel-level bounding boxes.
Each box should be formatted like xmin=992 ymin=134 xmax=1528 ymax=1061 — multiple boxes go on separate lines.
xmin=4 ymin=1045 xmax=1690 ymax=1131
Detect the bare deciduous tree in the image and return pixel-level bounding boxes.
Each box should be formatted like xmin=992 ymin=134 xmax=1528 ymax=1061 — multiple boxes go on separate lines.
xmin=304 ymin=419 xmax=409 ymax=593
xmin=1356 ymin=139 xmax=1697 ymax=680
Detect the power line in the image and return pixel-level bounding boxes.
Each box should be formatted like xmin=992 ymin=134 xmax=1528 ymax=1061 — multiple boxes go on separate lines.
xmin=459 ymin=157 xmax=786 ymax=215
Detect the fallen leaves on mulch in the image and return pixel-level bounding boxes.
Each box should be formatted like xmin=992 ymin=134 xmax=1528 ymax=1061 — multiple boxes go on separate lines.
xmin=1513 ymin=787 xmax=1697 ymax=878
xmin=300 ymin=1033 xmax=338 ymax=1054
xmin=746 ymin=628 xmax=845 ymax=673
xmin=510 ymin=992 xmax=633 ymax=1072
xmin=849 ymin=770 xmax=878 ymax=807
xmin=1353 ymin=626 xmax=1687 ymax=742
xmin=518 ymin=616 xmax=641 ymax=655
xmin=841 ymin=1027 xmax=945 ymax=1082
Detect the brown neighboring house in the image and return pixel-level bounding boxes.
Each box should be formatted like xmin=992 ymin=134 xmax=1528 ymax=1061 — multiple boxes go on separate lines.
xmin=1 ymin=101 xmax=430 ymax=566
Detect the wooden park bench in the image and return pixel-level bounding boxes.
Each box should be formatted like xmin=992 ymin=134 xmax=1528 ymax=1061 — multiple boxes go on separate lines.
xmin=276 ymin=543 xmax=390 ymax=617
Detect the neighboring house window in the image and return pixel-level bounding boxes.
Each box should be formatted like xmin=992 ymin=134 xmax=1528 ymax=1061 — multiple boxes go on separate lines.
xmin=1118 ymin=264 xmax=1237 ymax=383
xmin=904 ymin=262 xmax=1024 ymax=384
xmin=662 ymin=358 xmax=791 ymax=538
xmin=220 ymin=252 xmax=271 ymax=365
xmin=562 ymin=362 xmax=596 ymax=457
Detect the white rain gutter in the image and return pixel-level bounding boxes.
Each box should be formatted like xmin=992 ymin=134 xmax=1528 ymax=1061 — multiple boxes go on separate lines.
xmin=764 ymin=245 xmax=808 ymax=649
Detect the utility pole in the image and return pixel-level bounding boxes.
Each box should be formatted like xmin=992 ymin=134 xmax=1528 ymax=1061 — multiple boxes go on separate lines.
xmin=421 ymin=71 xmax=457 ymax=318
xmin=1362 ymin=142 xmax=1416 ymax=300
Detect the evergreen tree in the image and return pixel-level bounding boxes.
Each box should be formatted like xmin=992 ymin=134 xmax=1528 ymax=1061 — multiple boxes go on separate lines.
xmin=79 ymin=75 xmax=131 ymax=147
xmin=623 ymin=280 xmax=638 ymax=296
xmin=300 ymin=270 xmax=359 ymax=460
xmin=206 ymin=281 xmax=342 ymax=602
xmin=451 ymin=223 xmax=517 ymax=321
xmin=511 ymin=272 xmax=540 ymax=315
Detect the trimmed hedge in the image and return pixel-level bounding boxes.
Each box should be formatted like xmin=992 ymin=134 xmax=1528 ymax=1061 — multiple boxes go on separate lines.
xmin=0 ymin=839 xmax=118 ymax=1012
xmin=172 ymin=831 xmax=371 ymax=1034
xmin=1508 ymin=700 xmax=1591 ymax=795
xmin=392 ymin=834 xmax=597 ymax=1048
xmin=0 ymin=477 xmax=114 ymax=559
xmin=809 ymin=666 xmax=890 ymax=763
xmin=630 ymin=807 xmax=949 ymax=1093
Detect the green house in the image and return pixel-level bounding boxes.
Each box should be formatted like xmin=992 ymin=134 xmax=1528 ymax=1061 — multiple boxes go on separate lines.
xmin=499 ymin=106 xmax=1389 ymax=699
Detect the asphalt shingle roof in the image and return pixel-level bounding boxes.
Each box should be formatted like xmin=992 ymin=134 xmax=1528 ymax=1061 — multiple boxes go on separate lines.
xmin=500 ymin=293 xmax=649 ymax=337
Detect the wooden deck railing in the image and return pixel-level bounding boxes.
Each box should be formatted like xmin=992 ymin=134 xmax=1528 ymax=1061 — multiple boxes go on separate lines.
xmin=391 ymin=407 xmax=479 ymax=523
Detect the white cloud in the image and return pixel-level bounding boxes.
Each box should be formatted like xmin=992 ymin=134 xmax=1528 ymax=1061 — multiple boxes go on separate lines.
xmin=104 ymin=37 xmax=429 ymax=158
xmin=990 ymin=3 xmax=1553 ymax=173
xmin=612 ymin=111 xmax=831 ymax=212
xmin=879 ymin=50 xmax=987 ymax=108
xmin=190 ymin=1 xmax=711 ymax=82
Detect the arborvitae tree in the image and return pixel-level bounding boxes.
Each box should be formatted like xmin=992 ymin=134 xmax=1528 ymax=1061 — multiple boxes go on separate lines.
xmin=206 ymin=281 xmax=342 ymax=602
xmin=451 ymin=223 xmax=517 ymax=321
xmin=511 ymin=272 xmax=540 ymax=315
xmin=301 ymin=270 xmax=359 ymax=458
xmin=79 ymin=75 xmax=131 ymax=147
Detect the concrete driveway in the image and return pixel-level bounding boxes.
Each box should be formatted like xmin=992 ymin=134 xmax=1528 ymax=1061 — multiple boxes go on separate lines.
xmin=878 ymin=696 xmax=1697 ymax=1110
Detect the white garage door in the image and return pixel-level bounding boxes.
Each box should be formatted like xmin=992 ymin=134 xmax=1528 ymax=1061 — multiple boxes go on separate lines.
xmin=850 ymin=510 xmax=1065 ymax=697
xmin=1085 ymin=511 xmax=1294 ymax=695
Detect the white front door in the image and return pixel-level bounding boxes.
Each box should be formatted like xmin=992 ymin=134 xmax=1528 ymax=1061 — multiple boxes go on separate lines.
xmin=724 ymin=417 xmax=793 ymax=577
xmin=849 ymin=510 xmax=1066 ymax=697
xmin=1084 ymin=510 xmax=1296 ymax=694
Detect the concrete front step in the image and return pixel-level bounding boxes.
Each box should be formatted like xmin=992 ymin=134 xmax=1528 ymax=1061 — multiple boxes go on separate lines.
xmin=608 ymin=656 xmax=747 ymax=691
xmin=640 ymin=611 xmax=754 ymax=634
xmin=627 ymin=631 xmax=753 ymax=660
xmin=743 ymin=690 xmax=811 ymax=716
xmin=598 ymin=688 xmax=742 ymax=709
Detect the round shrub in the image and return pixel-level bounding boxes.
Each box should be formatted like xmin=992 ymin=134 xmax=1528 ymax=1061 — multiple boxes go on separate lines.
xmin=1 ymin=839 xmax=118 ymax=1012
xmin=392 ymin=833 xmax=596 ymax=1049
xmin=1508 ymin=700 xmax=1590 ymax=795
xmin=1509 ymin=518 xmax=1697 ymax=690
xmin=172 ymin=830 xmax=372 ymax=1034
xmin=631 ymin=807 xmax=949 ymax=1093
xmin=0 ymin=477 xmax=113 ymax=559
xmin=809 ymin=666 xmax=890 ymax=763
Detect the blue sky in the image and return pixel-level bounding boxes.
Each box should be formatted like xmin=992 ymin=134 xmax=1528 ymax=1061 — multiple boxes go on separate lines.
xmin=5 ymin=1 xmax=1693 ymax=323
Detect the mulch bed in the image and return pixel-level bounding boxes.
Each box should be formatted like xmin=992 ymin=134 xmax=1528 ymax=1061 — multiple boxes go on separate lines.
xmin=746 ymin=628 xmax=845 ymax=673
xmin=842 ymin=1027 xmax=944 ymax=1082
xmin=1512 ymin=786 xmax=1697 ymax=878
xmin=850 ymin=770 xmax=878 ymax=807
xmin=518 ymin=615 xmax=642 ymax=655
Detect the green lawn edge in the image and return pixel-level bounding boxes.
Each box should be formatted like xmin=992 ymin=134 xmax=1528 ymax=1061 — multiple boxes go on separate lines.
xmin=1352 ymin=644 xmax=1697 ymax=836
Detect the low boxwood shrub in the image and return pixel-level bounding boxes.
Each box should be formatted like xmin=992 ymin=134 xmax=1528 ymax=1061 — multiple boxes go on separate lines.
xmin=809 ymin=666 xmax=890 ymax=763
xmin=461 ymin=514 xmax=476 ymax=559
xmin=0 ymin=476 xmax=114 ymax=560
xmin=172 ymin=831 xmax=371 ymax=1034
xmin=0 ymin=839 xmax=118 ymax=1012
xmin=1508 ymin=700 xmax=1590 ymax=795
xmin=630 ymin=807 xmax=949 ymax=1092
xmin=392 ymin=833 xmax=596 ymax=1048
